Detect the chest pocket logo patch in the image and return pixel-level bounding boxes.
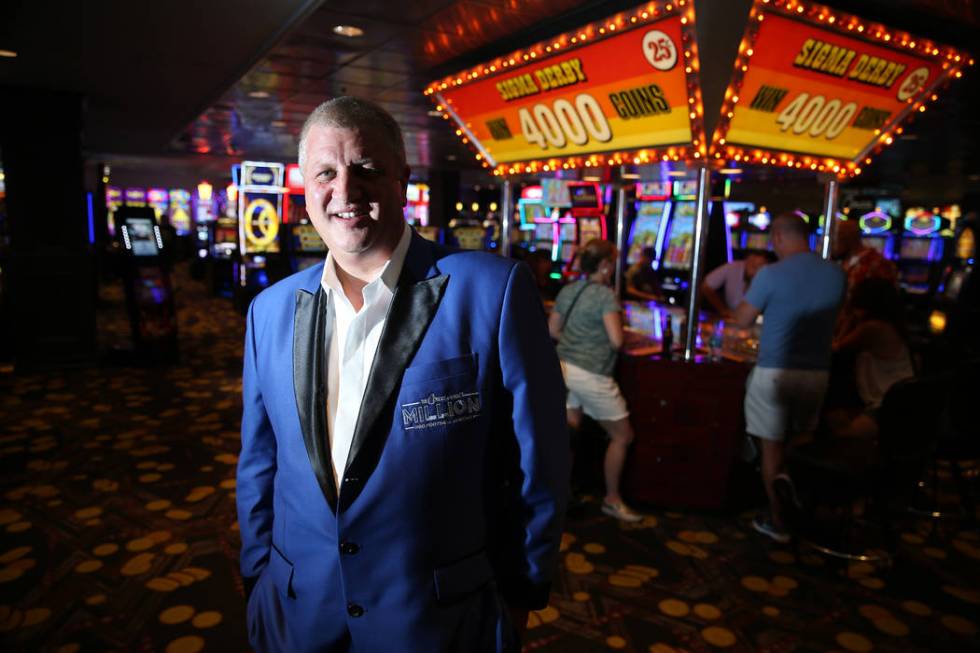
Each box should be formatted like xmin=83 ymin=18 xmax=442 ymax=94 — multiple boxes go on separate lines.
xmin=401 ymin=391 xmax=482 ymax=431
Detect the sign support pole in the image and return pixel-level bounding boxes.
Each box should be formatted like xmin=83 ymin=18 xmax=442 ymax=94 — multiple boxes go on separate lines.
xmin=500 ymin=179 xmax=512 ymax=258
xmin=683 ymin=164 xmax=711 ymax=362
xmin=614 ymin=183 xmax=628 ymax=297
xmin=820 ymin=177 xmax=839 ymax=260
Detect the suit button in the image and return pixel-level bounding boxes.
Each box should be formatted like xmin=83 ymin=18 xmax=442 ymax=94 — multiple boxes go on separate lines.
xmin=340 ymin=541 xmax=359 ymax=555
xmin=347 ymin=602 xmax=364 ymax=617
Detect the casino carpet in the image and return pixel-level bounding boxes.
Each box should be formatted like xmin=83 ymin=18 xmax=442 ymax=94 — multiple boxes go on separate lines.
xmin=0 ymin=263 xmax=978 ymax=653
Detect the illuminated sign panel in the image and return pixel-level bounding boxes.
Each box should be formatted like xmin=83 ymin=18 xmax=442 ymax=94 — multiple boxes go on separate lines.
xmin=239 ymin=161 xmax=285 ymax=255
xmin=428 ymin=2 xmax=704 ymax=174
xmin=711 ymin=0 xmax=970 ymax=175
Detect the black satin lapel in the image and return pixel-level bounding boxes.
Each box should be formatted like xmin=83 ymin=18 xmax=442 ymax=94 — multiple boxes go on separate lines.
xmin=339 ymin=273 xmax=449 ymax=512
xmin=293 ymin=287 xmax=337 ymax=512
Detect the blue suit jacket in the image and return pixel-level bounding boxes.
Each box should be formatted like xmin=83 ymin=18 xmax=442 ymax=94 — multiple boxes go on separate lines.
xmin=237 ymin=231 xmax=569 ymax=652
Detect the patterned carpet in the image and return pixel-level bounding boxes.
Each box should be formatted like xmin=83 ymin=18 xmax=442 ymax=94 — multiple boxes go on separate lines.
xmin=0 ymin=262 xmax=978 ymax=653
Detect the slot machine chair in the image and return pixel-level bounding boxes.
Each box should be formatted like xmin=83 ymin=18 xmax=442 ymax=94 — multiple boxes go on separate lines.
xmin=782 ymin=376 xmax=944 ymax=566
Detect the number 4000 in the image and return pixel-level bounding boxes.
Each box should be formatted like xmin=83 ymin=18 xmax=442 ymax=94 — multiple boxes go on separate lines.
xmin=775 ymin=92 xmax=857 ymax=140
xmin=519 ymin=94 xmax=613 ymax=150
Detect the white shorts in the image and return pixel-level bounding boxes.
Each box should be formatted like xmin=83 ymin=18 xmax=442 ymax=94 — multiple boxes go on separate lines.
xmin=562 ymin=361 xmax=630 ymax=422
xmin=744 ymin=366 xmax=829 ymax=442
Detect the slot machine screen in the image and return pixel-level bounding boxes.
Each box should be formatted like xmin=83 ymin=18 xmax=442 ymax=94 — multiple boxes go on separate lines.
xmin=416 ymin=226 xmax=440 ymax=242
xmin=875 ymin=198 xmax=901 ymax=218
xmin=559 ymin=221 xmax=576 ymax=242
xmin=123 ymin=217 xmax=160 ymax=257
xmin=535 ymin=222 xmax=554 ymax=241
xmin=863 ymin=236 xmax=886 ymax=253
xmin=292 ymin=223 xmax=327 ymax=253
xmin=569 ymin=183 xmax=600 ymax=209
xmin=900 ymin=238 xmax=932 ymax=260
xmin=454 ymin=226 xmax=485 ymax=250
xmin=627 ymin=202 xmax=666 ymax=264
xmin=559 ymin=242 xmax=576 ymax=262
xmin=663 ymin=206 xmax=695 ymax=270
xmin=578 ymin=217 xmax=603 ymax=246
xmin=902 ymin=265 xmax=930 ymax=287
xmin=745 ymin=232 xmax=770 ymax=251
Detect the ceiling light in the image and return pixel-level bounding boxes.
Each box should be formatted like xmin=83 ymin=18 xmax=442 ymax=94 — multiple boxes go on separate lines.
xmin=0 ymin=49 xmax=17 ymax=58
xmin=620 ymin=173 xmax=640 ymax=179
xmin=582 ymin=176 xmax=601 ymax=181
xmin=666 ymin=170 xmax=688 ymax=177
xmin=719 ymin=168 xmax=743 ymax=175
xmin=333 ymin=25 xmax=364 ymax=38
xmin=248 ymin=90 xmax=270 ymax=99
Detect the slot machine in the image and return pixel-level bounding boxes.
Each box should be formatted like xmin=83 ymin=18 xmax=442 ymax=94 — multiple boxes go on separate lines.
xmin=117 ymin=206 xmax=178 ymax=362
xmin=236 ymin=161 xmax=287 ymax=310
xmin=931 ymin=219 xmax=978 ymax=353
xmin=625 ymin=181 xmax=671 ymax=270
xmin=283 ymin=164 xmax=306 ymax=225
xmin=898 ymin=207 xmax=946 ymax=294
xmin=723 ymin=200 xmax=757 ymax=257
xmin=517 ymin=186 xmax=548 ymax=254
xmin=105 ymin=186 xmax=123 ymax=238
xmin=286 ymin=221 xmax=328 ymax=272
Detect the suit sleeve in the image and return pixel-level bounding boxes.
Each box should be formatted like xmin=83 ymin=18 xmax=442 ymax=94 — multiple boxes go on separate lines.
xmin=236 ymin=300 xmax=277 ymax=598
xmin=496 ymin=262 xmax=570 ymax=610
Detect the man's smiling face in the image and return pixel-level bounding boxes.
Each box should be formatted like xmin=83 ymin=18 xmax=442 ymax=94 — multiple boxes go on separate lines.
xmin=301 ymin=124 xmax=409 ymax=260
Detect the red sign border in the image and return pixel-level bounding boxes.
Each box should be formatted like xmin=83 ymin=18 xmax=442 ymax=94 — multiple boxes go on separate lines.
xmin=425 ymin=0 xmax=708 ymax=177
xmin=708 ymin=0 xmax=973 ymax=178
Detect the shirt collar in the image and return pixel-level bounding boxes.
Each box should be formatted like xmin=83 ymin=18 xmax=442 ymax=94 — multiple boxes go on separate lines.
xmin=320 ymin=221 xmax=412 ymax=298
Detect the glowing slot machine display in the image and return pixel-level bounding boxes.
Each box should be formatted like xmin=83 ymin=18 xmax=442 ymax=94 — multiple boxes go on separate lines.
xmin=147 ymin=188 xmax=169 ymax=223
xmin=898 ymin=207 xmax=944 ymax=294
xmin=857 ymin=209 xmax=895 ymax=259
xmin=566 ymin=181 xmax=607 ymax=253
xmin=106 ymin=186 xmax=123 ymax=236
xmin=167 ymin=189 xmax=192 ymax=235
xmin=283 ymin=164 xmax=306 ymax=224
xmin=627 ymin=181 xmax=672 ymax=269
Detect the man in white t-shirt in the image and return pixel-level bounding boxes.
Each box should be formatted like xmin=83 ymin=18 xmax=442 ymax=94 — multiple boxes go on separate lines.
xmin=701 ymin=250 xmax=769 ymax=318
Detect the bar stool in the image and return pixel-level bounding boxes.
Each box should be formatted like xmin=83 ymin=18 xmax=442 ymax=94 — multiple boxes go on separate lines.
xmin=783 ymin=376 xmax=944 ymax=566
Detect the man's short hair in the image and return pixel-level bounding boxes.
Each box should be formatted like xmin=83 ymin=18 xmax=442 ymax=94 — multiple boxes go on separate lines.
xmin=771 ymin=212 xmax=810 ymax=241
xmin=298 ymin=96 xmax=406 ymax=169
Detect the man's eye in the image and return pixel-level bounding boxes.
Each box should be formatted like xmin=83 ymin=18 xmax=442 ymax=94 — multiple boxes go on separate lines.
xmin=316 ymin=170 xmax=335 ymax=181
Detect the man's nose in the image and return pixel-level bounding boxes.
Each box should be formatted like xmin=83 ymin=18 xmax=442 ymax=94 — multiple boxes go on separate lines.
xmin=332 ymin=167 xmax=361 ymax=205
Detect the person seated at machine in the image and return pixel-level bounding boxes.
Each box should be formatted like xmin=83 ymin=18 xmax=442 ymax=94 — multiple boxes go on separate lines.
xmin=832 ymin=219 xmax=897 ymax=337
xmin=624 ymin=247 xmax=663 ymax=302
xmin=826 ymin=278 xmax=915 ymax=439
xmin=526 ymin=248 xmax=562 ymax=303
xmin=701 ymin=250 xmax=769 ymax=318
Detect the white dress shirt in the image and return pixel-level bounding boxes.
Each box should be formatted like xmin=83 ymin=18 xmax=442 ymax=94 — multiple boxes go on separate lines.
xmin=321 ymin=223 xmax=412 ymax=487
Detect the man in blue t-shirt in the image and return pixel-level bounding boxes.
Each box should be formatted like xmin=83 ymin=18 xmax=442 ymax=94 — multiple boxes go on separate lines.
xmin=734 ymin=213 xmax=846 ymax=543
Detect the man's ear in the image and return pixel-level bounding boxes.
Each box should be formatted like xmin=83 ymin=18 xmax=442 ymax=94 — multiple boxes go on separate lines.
xmin=400 ymin=165 xmax=411 ymax=207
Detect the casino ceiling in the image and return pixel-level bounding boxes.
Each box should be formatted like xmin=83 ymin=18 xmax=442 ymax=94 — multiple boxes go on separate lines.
xmin=1 ymin=0 xmax=978 ymax=189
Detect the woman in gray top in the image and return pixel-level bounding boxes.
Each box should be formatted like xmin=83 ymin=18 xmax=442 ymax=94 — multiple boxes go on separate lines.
xmin=548 ymin=239 xmax=641 ymax=522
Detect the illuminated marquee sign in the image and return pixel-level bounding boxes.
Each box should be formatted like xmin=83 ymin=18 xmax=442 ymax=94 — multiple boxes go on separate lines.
xmin=710 ymin=0 xmax=971 ymax=176
xmin=238 ymin=161 xmax=284 ymax=254
xmin=426 ymin=0 xmax=705 ymax=175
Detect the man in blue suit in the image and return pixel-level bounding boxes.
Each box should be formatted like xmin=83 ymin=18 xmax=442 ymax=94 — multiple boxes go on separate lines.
xmin=236 ymin=96 xmax=569 ymax=652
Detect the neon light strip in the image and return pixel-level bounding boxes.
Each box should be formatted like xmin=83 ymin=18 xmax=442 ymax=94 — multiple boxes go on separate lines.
xmin=86 ymin=192 xmax=95 ymax=245
xmin=859 ymin=210 xmax=892 ymax=233
xmin=905 ymin=215 xmax=941 ymax=236
xmin=652 ymin=200 xmax=672 ymax=270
